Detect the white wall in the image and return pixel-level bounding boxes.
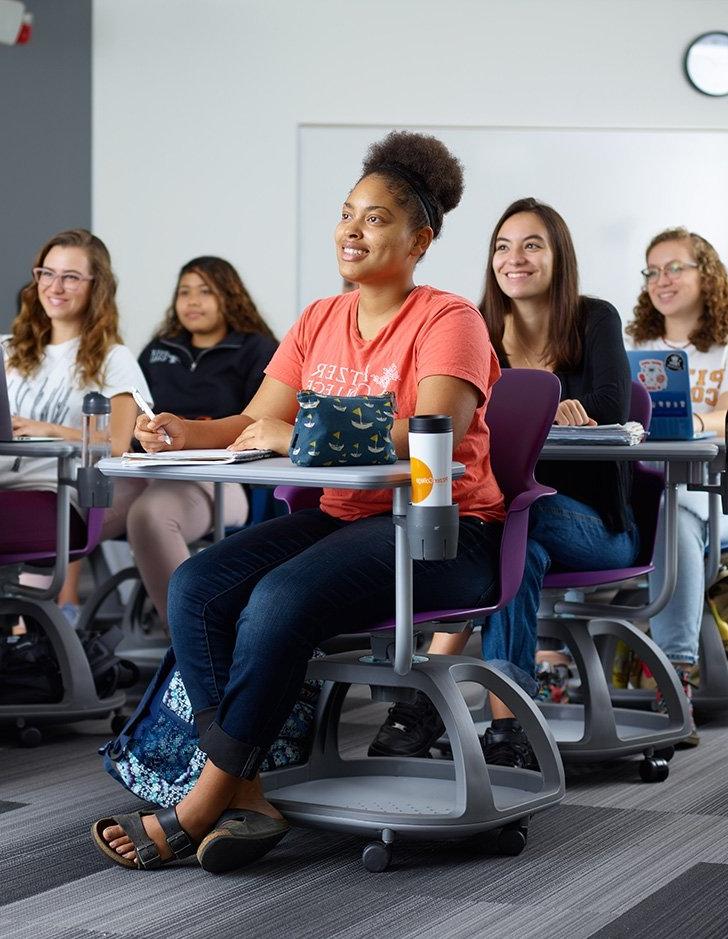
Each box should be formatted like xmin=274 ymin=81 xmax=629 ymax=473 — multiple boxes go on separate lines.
xmin=93 ymin=0 xmax=728 ymax=353
xmin=298 ymin=125 xmax=728 ymax=323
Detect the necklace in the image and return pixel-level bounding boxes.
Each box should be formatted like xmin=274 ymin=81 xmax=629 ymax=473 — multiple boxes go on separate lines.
xmin=509 ymin=328 xmax=549 ymax=370
xmin=662 ymin=337 xmax=691 ymax=350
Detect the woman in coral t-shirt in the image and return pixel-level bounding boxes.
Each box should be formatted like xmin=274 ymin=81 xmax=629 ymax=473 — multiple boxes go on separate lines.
xmin=93 ymin=131 xmax=506 ymax=873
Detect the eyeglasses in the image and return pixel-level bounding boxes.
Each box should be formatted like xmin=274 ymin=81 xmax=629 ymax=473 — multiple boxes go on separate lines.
xmin=641 ymin=261 xmax=699 ymax=283
xmin=32 ymin=267 xmax=94 ymax=292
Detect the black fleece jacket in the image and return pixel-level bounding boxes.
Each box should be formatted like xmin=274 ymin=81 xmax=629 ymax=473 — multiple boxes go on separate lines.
xmin=138 ymin=330 xmax=278 ymax=420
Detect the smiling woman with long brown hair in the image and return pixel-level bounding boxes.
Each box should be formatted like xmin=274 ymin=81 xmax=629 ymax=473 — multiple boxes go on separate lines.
xmin=370 ymin=197 xmax=639 ymax=768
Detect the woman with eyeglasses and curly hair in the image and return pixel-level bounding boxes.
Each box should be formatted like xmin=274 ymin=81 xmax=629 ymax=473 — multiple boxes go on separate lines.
xmin=0 ymin=228 xmax=150 ymax=617
xmin=99 ymin=256 xmax=278 ymax=629
xmin=626 ymin=227 xmax=728 ymax=747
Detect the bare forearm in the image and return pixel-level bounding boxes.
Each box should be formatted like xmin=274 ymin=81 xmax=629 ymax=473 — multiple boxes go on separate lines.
xmin=183 ymin=413 xmax=253 ymax=448
xmin=698 ymin=409 xmax=727 ymax=437
xmin=52 ymin=424 xmax=83 ymax=442
xmin=391 ymin=418 xmax=410 ymax=457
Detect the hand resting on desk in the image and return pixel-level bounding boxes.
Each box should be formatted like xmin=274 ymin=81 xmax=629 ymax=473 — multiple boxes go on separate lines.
xmin=12 ymin=415 xmax=73 ymax=439
xmin=135 ymin=410 xmax=294 ymax=456
xmin=228 ymin=418 xmax=293 ymax=455
xmin=554 ymin=399 xmax=597 ymax=427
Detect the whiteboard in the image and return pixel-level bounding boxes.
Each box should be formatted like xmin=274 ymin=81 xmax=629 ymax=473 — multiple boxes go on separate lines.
xmin=297 ymin=125 xmax=728 ymax=325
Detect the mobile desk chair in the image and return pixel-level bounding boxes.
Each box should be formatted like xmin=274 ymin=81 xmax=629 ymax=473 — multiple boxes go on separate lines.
xmin=98 ymin=373 xmax=565 ymax=872
xmin=0 ymin=441 xmax=125 ymax=746
xmin=265 ymin=369 xmax=565 ymax=871
xmin=530 ymin=384 xmax=719 ymax=780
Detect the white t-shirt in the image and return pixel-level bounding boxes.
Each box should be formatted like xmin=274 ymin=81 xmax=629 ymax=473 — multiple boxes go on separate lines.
xmin=0 ymin=335 xmax=151 ymax=495
xmin=629 ymin=338 xmax=728 ymax=413
xmin=628 ymin=337 xmax=728 ymax=521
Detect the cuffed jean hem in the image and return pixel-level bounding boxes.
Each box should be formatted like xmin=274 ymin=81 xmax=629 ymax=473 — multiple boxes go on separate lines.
xmin=198 ymin=721 xmax=262 ymax=779
xmin=194 ymin=706 xmax=218 ymax=738
xmin=666 ymin=654 xmax=698 ymax=667
xmin=487 ymin=659 xmax=539 ymax=698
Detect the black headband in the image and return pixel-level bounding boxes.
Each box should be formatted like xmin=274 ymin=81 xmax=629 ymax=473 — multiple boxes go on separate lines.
xmin=377 ymin=162 xmax=438 ymax=230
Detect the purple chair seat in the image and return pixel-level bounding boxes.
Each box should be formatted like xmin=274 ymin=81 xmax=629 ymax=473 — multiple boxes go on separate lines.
xmin=544 ymin=564 xmax=654 ymax=589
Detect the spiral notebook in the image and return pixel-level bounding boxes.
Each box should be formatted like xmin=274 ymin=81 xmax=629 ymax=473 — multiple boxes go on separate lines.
xmin=120 ymin=449 xmax=275 ymax=467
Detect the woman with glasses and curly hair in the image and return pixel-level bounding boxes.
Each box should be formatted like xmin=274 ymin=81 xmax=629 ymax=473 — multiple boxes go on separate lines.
xmin=100 ymin=256 xmax=277 ymax=629
xmin=626 ymin=227 xmax=728 ymax=746
xmin=0 ymin=228 xmax=149 ymax=618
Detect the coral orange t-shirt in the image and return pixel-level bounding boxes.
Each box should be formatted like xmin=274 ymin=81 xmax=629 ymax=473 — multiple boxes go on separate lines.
xmin=265 ymin=286 xmax=505 ymax=523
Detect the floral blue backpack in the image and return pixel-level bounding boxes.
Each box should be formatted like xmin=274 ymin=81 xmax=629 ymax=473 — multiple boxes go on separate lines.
xmin=101 ymin=647 xmax=323 ymax=807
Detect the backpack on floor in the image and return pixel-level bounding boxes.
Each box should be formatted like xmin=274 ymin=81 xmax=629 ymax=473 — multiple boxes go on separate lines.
xmin=100 ymin=646 xmax=324 ymax=807
xmin=0 ymin=621 xmax=138 ymax=705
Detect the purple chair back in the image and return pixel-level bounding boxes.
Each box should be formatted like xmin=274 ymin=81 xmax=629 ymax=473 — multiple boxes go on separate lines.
xmin=479 ymin=369 xmax=560 ymax=614
xmin=276 ymin=368 xmax=561 ymax=623
xmin=629 ymin=379 xmax=652 ymax=430
xmin=0 ymin=492 xmax=106 ymax=566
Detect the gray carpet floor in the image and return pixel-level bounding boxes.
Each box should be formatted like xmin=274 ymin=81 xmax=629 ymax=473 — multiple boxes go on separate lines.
xmin=2 ymin=681 xmax=728 ymax=939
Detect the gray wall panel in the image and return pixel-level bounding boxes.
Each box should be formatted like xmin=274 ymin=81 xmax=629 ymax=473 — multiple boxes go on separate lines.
xmin=0 ymin=0 xmax=91 ymax=330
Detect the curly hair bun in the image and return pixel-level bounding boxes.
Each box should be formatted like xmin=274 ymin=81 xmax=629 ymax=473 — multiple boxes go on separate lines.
xmin=361 ymin=130 xmax=464 ymax=237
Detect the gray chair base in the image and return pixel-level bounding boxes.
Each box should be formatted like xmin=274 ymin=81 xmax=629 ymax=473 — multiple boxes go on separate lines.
xmin=693 ymin=610 xmax=728 ymax=711
xmin=0 ymin=597 xmax=125 ymax=745
xmin=591 ymin=610 xmax=728 ymax=715
xmin=536 ymin=615 xmax=689 ymax=777
xmin=262 ymin=650 xmax=564 ymax=870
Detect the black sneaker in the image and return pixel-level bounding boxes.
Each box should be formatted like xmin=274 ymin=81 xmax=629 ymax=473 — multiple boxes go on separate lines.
xmin=367 ymin=691 xmax=445 ymax=757
xmin=482 ymin=718 xmax=539 ymax=770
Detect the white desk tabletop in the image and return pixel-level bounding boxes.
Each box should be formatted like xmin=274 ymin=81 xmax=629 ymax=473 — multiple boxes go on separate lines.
xmin=540 ymin=438 xmax=719 ymax=462
xmin=0 ymin=440 xmax=78 ymax=458
xmin=98 ymin=456 xmax=467 ymax=490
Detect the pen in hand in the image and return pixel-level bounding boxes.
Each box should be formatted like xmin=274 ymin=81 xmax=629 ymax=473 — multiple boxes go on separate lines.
xmin=131 ymin=388 xmax=173 ymax=446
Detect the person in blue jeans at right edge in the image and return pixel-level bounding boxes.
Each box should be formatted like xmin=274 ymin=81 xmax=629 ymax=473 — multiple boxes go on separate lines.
xmin=369 ymin=197 xmax=641 ymax=767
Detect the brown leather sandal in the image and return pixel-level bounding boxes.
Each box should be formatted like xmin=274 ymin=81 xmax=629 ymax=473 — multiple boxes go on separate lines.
xmin=197 ymin=811 xmax=290 ymax=873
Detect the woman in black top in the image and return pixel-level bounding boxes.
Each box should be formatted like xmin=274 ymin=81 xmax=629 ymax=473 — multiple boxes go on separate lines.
xmin=369 ymin=198 xmax=639 ymax=767
xmin=102 ymin=256 xmax=277 ymax=628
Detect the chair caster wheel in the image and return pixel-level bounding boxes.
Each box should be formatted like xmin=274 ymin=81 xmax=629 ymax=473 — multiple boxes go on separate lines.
xmin=654 ymin=745 xmax=675 ymax=763
xmin=362 ymin=841 xmax=392 ymax=872
xmin=497 ymin=820 xmax=529 ymax=856
xmin=18 ymin=725 xmax=42 ymax=748
xmin=639 ymin=757 xmax=669 ymax=782
xmin=110 ymin=713 xmax=127 ymax=735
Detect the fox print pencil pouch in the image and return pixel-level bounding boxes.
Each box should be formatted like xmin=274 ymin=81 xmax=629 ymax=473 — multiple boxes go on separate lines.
xmin=289 ymin=391 xmax=398 ymax=467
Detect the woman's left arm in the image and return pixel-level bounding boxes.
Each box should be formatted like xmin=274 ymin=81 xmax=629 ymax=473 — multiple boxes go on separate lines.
xmin=696 ymin=391 xmax=728 ymax=437
xmin=390 ymin=375 xmax=479 ymax=457
xmin=109 ymin=392 xmax=139 ymax=456
xmin=576 ymin=303 xmax=631 ymax=424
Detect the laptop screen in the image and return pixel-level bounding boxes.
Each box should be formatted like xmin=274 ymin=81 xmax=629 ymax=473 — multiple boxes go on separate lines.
xmin=0 ymin=353 xmax=13 ymax=441
xmin=626 ymin=348 xmax=707 ymax=440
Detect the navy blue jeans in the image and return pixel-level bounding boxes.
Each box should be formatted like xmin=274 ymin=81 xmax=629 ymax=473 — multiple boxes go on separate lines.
xmin=482 ymin=493 xmax=640 ymax=695
xmin=168 ymin=509 xmax=501 ymax=778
